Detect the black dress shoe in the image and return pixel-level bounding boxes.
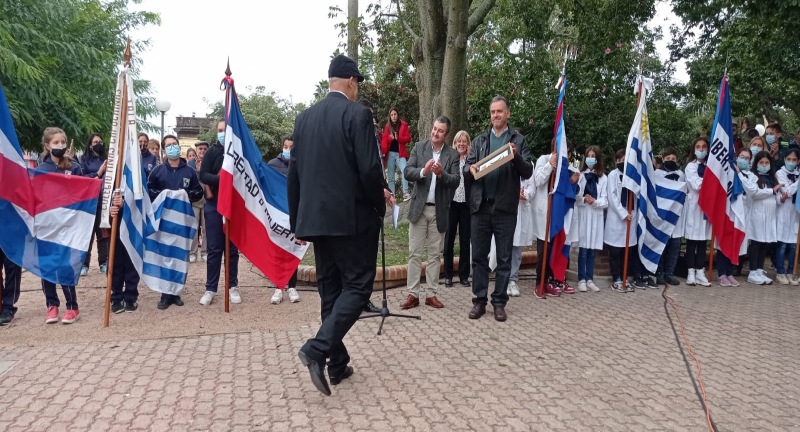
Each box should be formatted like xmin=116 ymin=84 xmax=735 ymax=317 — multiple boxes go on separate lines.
xmin=298 ymin=350 xmax=331 ymax=396
xmin=172 ymin=296 xmax=185 ymax=306
xmin=157 ymin=297 xmax=172 ymax=310
xmin=329 ymin=366 xmax=354 ymax=385
xmin=363 ymin=301 xmax=381 ymax=313
xmin=468 ymin=303 xmax=486 ymax=319
xmin=444 ymin=278 xmax=453 ymax=287
xmin=460 ymin=279 xmax=471 ymax=287
xmin=493 ymin=305 xmax=507 ymax=322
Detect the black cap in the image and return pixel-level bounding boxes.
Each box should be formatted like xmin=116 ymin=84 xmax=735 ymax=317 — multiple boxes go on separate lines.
xmin=195 ymin=141 xmax=209 ymax=148
xmin=328 ymin=54 xmax=364 ymax=82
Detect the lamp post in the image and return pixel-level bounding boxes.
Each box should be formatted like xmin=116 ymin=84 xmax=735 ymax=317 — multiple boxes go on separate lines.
xmin=155 ymin=98 xmax=171 ymax=142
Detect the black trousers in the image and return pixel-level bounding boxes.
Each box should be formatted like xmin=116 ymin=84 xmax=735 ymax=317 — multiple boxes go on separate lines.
xmin=685 ymin=240 xmax=707 ymax=269
xmin=84 ymin=199 xmax=109 ymax=267
xmin=749 ymin=241 xmax=772 ymax=271
xmin=204 ymin=200 xmax=239 ymax=292
xmin=471 ymin=201 xmax=516 ymax=307
xmin=286 ymin=268 xmax=299 ymax=289
xmin=111 ymin=237 xmax=139 ymax=303
xmin=0 ymin=248 xmax=21 ymax=315
xmin=536 ymin=239 xmax=554 ymax=284
xmin=41 ymin=281 xmax=77 ymax=310
xmin=301 ymin=221 xmax=379 ymax=374
xmin=608 ymin=245 xmax=641 ymax=281
xmin=443 ymin=201 xmax=471 ymax=282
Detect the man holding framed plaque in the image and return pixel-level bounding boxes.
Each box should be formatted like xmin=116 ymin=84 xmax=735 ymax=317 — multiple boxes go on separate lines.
xmin=464 ymin=96 xmax=534 ymax=321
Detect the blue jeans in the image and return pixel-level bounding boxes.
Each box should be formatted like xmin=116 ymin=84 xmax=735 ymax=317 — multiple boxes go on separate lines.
xmin=578 ymin=248 xmax=596 ymax=281
xmin=386 ymin=151 xmax=408 ymax=194
xmin=775 ymin=242 xmax=797 ymax=274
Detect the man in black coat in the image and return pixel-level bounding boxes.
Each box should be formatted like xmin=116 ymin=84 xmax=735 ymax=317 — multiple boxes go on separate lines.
xmin=464 ymin=96 xmax=534 ymax=322
xmin=288 ymin=55 xmax=386 ymax=396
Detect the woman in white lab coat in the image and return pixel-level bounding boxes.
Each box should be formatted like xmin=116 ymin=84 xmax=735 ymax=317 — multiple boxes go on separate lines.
xmin=576 ymin=146 xmax=608 ymax=292
xmin=774 ymin=148 xmax=800 ymax=285
xmin=532 ymin=152 xmax=555 ymax=295
xmin=604 ymin=149 xmax=639 ymax=291
xmin=745 ymin=149 xmax=782 ymax=285
xmin=508 ymin=176 xmax=535 ymax=296
xmin=683 ymin=137 xmax=712 ymax=286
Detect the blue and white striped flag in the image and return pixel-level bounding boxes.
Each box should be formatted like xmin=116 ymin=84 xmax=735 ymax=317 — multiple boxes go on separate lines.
xmin=622 ymin=76 xmax=687 ymax=273
xmin=117 ymin=71 xmax=197 ymax=295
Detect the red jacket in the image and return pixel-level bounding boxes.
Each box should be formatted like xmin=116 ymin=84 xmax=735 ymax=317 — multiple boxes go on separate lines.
xmin=380 ymin=121 xmax=412 ymax=159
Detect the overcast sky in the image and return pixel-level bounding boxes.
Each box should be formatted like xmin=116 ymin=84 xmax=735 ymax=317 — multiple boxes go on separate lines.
xmin=130 ymin=0 xmax=685 ymax=132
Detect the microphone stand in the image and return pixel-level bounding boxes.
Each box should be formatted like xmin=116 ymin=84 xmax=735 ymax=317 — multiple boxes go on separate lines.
xmin=359 ymin=219 xmax=420 ymax=335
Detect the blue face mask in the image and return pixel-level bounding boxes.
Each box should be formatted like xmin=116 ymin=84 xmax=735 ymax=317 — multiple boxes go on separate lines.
xmin=766 ymin=134 xmax=776 ymax=145
xmin=785 ymin=161 xmax=797 ymax=171
xmin=217 ymin=132 xmax=226 ymax=144
xmin=585 ymin=157 xmax=596 ymax=168
xmin=737 ymin=158 xmax=750 ymax=171
xmin=757 ymin=164 xmax=770 ymax=174
xmin=695 ymin=150 xmax=708 ymax=160
xmin=282 ymin=150 xmax=291 ymax=159
xmin=750 ymin=146 xmax=763 ymax=155
xmin=166 ymin=144 xmax=181 ymax=160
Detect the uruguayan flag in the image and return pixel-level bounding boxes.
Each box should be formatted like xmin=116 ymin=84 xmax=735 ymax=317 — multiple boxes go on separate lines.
xmin=622 ymin=76 xmax=687 ymax=273
xmin=117 ymin=72 xmax=196 ymax=295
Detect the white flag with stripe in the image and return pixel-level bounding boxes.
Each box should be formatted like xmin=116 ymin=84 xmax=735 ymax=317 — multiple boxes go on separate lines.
xmin=622 ymin=76 xmax=687 ymax=273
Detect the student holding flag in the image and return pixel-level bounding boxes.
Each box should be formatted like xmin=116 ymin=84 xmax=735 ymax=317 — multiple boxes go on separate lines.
xmin=80 ymin=133 xmax=110 ymax=276
xmin=773 ymin=148 xmax=800 ymax=285
xmin=148 ymin=135 xmax=204 ymax=309
xmin=575 ymin=146 xmax=607 ymax=292
xmin=655 ymin=148 xmax=686 ymax=286
xmin=684 ymin=138 xmax=713 ymax=287
xmin=605 ymin=149 xmax=640 ymax=291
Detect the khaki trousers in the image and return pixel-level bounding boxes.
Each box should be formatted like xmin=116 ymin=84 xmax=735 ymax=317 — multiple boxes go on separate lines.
xmin=407 ymin=205 xmax=443 ymax=298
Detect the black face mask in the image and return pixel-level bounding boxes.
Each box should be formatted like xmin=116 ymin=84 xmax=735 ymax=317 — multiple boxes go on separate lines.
xmin=616 ymin=162 xmax=624 ymax=172
xmin=92 ymin=143 xmax=104 ymax=154
xmin=662 ymin=160 xmax=679 ymax=172
xmin=51 ymin=148 xmax=67 ymax=158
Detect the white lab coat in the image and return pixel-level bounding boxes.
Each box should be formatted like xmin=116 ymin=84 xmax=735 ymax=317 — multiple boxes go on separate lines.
xmin=654 ymin=168 xmax=686 ymax=238
xmin=576 ymin=169 xmax=608 ymax=250
xmin=513 ymin=177 xmax=535 ymax=246
xmin=683 ymin=161 xmax=711 ymax=241
xmin=742 ymin=172 xmax=779 ymax=243
xmin=531 ymin=154 xmax=554 ymax=241
xmin=733 ymin=171 xmax=757 ymax=255
xmin=775 ymin=167 xmax=799 ymax=244
xmin=604 ymin=168 xmax=637 ymax=247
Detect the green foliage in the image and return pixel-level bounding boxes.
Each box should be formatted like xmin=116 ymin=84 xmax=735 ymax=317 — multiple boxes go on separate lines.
xmin=0 ymin=0 xmax=160 ymax=150
xmin=204 ymin=87 xmax=303 ymax=159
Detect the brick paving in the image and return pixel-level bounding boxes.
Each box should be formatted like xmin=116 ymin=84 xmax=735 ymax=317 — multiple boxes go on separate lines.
xmin=0 ymin=264 xmax=799 ymax=431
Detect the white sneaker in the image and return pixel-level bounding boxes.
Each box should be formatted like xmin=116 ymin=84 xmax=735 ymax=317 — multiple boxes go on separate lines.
xmin=199 ymin=291 xmax=216 ymax=305
xmin=271 ymin=288 xmax=283 ymax=305
xmin=790 ymin=275 xmax=800 ymax=286
xmin=229 ymin=286 xmax=242 ymax=304
xmin=759 ymin=269 xmax=773 ymax=285
xmin=288 ymin=288 xmax=300 ymax=303
xmin=507 ymin=281 xmax=520 ymax=297
xmin=747 ymin=270 xmax=766 ymax=285
xmin=577 ymin=280 xmax=587 ymax=292
xmin=776 ymin=274 xmax=789 ymax=285
xmin=695 ymin=268 xmax=711 ymax=287
xmin=202 ymin=254 xmax=208 ymax=262
xmin=586 ymin=280 xmax=600 ymax=292
xmin=686 ymin=269 xmax=696 ymax=286
xmin=189 ymin=254 xmax=197 ymax=263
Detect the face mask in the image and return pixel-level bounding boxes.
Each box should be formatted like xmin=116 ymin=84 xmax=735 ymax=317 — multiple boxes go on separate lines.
xmin=785 ymin=161 xmax=797 ymax=171
xmin=585 ymin=157 xmax=596 ymax=168
xmin=616 ymin=162 xmax=624 ymax=172
xmin=736 ymin=158 xmax=750 ymax=171
xmin=662 ymin=160 xmax=679 ymax=171
xmin=750 ymin=146 xmax=763 ymax=155
xmin=217 ymin=132 xmax=226 ymax=144
xmin=757 ymin=165 xmax=770 ymax=174
xmin=92 ymin=143 xmax=104 ymax=154
xmin=51 ymin=147 xmax=67 ymax=158
xmin=282 ymin=150 xmax=291 ymax=159
xmin=695 ymin=150 xmax=708 ymax=160
xmin=766 ymin=134 xmax=776 ymax=145
xmin=166 ymin=144 xmax=181 ymax=160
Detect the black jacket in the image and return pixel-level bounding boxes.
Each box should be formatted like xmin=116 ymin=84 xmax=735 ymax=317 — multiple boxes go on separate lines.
xmin=288 ymin=92 xmax=385 ymax=239
xmin=464 ymin=127 xmax=534 ymax=214
xmin=148 ymin=158 xmax=203 ymax=203
xmin=198 ymin=141 xmax=225 ymax=198
xmin=267 ymin=154 xmax=290 ymax=176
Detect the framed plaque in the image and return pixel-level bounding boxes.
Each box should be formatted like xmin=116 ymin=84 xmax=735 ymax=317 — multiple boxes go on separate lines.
xmin=473 ymin=143 xmax=515 ymax=180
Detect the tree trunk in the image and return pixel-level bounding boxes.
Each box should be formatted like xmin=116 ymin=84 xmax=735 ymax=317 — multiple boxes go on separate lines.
xmin=348 ymin=0 xmax=359 ymax=63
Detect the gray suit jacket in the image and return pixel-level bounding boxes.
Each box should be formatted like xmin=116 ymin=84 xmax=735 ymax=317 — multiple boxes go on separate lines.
xmin=404 ymin=140 xmax=460 ymax=232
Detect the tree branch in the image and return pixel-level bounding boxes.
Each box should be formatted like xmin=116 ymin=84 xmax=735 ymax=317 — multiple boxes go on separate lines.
xmin=393 ymin=0 xmax=419 ymax=40
xmin=467 ymin=0 xmax=496 ymax=35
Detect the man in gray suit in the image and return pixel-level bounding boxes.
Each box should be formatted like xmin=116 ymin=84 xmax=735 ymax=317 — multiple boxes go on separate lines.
xmin=400 ymin=116 xmax=460 ymax=309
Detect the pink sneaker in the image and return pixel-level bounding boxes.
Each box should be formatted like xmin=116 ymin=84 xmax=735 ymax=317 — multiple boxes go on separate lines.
xmin=61 ymin=309 xmax=80 ymax=324
xmin=727 ymin=276 xmax=740 ymax=287
xmin=45 ymin=306 xmax=59 ymax=324
xmin=718 ymin=275 xmax=732 ymax=287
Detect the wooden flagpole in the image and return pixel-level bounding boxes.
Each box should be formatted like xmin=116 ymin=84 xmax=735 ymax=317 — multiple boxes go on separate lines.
xmin=621 ymin=80 xmax=644 ymax=292
xmin=104 ymin=39 xmax=132 ymax=327
xmin=223 ymin=60 xmax=232 ymax=313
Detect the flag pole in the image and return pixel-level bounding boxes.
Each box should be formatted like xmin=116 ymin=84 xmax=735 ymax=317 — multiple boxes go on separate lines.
xmin=222 ymin=59 xmax=232 ymax=314
xmin=793 ymin=221 xmax=800 ymax=277
xmin=622 ymin=79 xmax=644 ymax=292
xmin=104 ymin=39 xmax=132 ymax=327
xmin=708 ymin=229 xmax=715 ymax=281
xmin=538 ymin=162 xmax=555 ymax=299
